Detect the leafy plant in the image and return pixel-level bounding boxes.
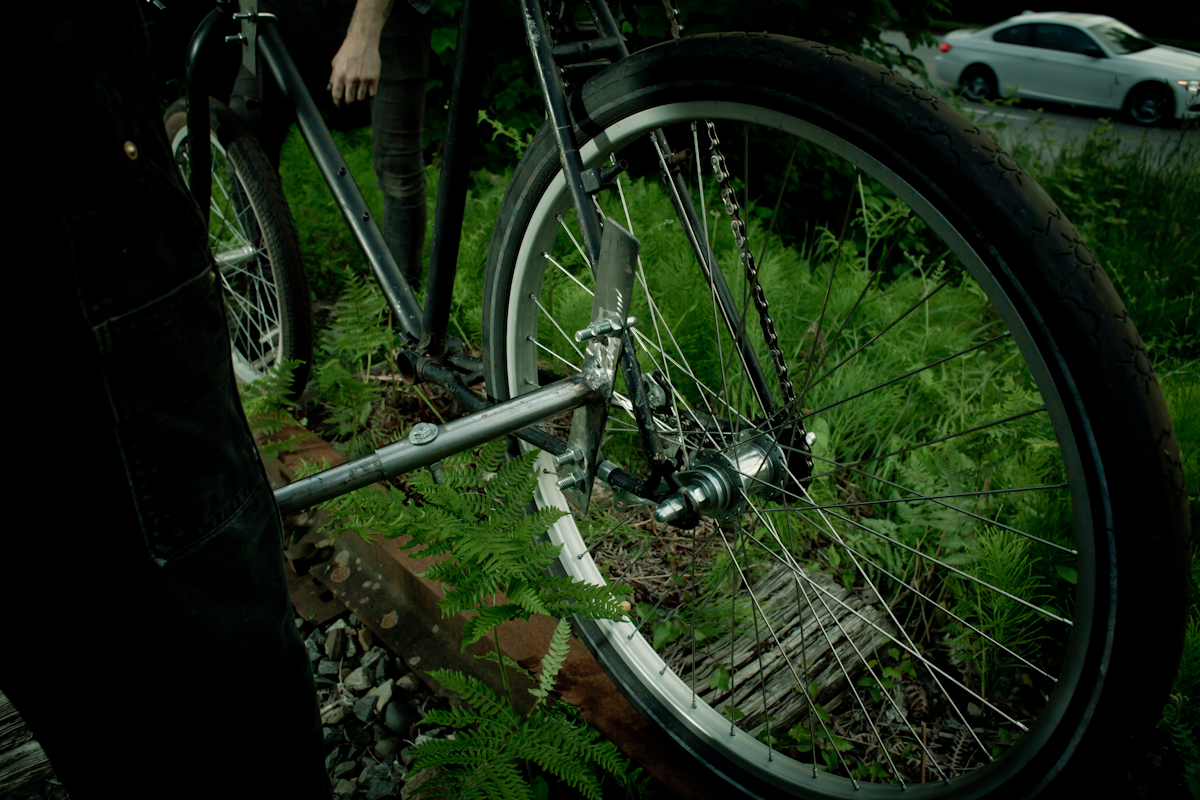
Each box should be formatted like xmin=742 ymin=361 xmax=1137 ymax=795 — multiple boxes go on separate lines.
xmin=409 ymin=619 xmax=646 ymax=800
xmin=315 ymin=440 xmax=641 ymax=798
xmin=236 ymin=358 xmax=314 ymax=459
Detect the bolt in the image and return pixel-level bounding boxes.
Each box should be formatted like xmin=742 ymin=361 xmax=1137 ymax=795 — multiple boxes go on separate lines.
xmin=806 ymin=431 xmax=817 ymax=446
xmin=553 ymin=446 xmax=584 ymax=468
xmin=338 ymin=166 xmax=347 ymax=176
xmin=556 ymin=471 xmax=585 ymax=491
xmin=408 ymin=422 xmax=439 ymax=445
xmin=575 ymin=316 xmax=638 ymax=342
xmin=224 ymin=33 xmax=247 ymax=43
xmin=361 ymin=212 xmax=371 ymax=221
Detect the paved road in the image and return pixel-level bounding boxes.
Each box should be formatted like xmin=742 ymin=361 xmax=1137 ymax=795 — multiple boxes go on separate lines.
xmin=878 ymin=30 xmax=1193 ymax=163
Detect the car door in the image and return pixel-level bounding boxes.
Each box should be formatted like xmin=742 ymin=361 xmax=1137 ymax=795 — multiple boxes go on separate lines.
xmin=1028 ymin=23 xmax=1123 ymax=108
xmin=985 ymin=23 xmax=1040 ymax=96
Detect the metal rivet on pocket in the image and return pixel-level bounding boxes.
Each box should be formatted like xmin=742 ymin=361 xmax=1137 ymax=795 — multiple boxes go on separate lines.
xmin=124 ymin=141 xmax=139 ymax=160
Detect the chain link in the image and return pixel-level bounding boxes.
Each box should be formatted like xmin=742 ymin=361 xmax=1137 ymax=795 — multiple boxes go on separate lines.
xmin=658 ymin=0 xmax=683 ymax=40
xmin=704 ymin=121 xmax=796 ymax=408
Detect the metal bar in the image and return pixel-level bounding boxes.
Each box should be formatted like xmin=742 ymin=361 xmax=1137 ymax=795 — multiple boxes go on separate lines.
xmin=274 ymin=373 xmax=602 ymax=514
xmin=421 ymin=0 xmax=487 ymax=359
xmin=519 ymin=0 xmax=604 ymax=267
xmin=401 ymin=353 xmax=569 ymax=456
xmin=257 ymin=23 xmax=424 ymax=343
xmin=185 ymin=6 xmax=227 ymax=224
xmin=581 ymin=0 xmax=629 ymax=56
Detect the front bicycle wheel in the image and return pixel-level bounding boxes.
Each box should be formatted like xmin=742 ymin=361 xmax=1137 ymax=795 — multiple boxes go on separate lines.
xmin=482 ymin=34 xmax=1190 ymax=799
xmin=164 ymin=97 xmax=313 ymax=396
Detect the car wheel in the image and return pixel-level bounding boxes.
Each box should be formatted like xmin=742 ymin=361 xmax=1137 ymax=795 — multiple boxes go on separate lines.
xmin=1125 ymin=83 xmax=1173 ymax=126
xmin=959 ymin=64 xmax=998 ymax=102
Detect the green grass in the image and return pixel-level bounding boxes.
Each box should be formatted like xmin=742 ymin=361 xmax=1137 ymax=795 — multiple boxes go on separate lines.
xmin=270 ymin=114 xmax=1198 ymax=787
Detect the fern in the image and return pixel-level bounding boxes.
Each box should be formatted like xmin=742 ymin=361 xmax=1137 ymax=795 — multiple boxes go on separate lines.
xmin=237 ymin=359 xmax=314 ymax=459
xmin=317 ymin=439 xmax=644 ymax=798
xmin=310 ymin=267 xmax=403 ymax=458
xmin=409 ymin=621 xmax=646 ymax=800
xmin=321 ymin=439 xmax=630 ymax=647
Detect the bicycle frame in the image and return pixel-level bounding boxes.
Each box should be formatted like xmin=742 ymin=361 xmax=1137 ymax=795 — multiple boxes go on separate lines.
xmin=183 ymin=0 xmax=771 ymax=513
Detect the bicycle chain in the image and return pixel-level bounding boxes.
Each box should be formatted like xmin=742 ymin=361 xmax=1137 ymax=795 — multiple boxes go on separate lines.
xmin=705 ymin=121 xmax=797 ymax=409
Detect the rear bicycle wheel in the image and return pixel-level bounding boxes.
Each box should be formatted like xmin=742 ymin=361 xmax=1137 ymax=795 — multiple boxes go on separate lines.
xmin=164 ymin=97 xmax=313 ymax=396
xmin=482 ymin=34 xmax=1190 ymax=798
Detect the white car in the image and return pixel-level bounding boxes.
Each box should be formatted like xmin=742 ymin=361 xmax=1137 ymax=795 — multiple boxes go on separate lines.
xmin=935 ymin=12 xmax=1200 ymax=125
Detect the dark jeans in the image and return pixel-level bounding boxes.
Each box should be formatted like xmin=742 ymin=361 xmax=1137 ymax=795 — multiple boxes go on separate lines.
xmin=230 ymin=0 xmax=431 ymax=284
xmin=11 ymin=4 xmax=329 ymax=797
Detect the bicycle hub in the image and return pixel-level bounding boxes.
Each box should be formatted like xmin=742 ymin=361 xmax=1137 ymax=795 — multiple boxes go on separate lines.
xmin=653 ymin=431 xmax=793 ymax=527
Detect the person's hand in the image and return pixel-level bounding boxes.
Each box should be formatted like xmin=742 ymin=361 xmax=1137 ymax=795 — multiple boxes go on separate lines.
xmin=328 ymin=31 xmax=381 ymax=107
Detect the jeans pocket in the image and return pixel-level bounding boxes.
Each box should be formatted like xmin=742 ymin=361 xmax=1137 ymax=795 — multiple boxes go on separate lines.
xmin=94 ymin=267 xmax=270 ymax=565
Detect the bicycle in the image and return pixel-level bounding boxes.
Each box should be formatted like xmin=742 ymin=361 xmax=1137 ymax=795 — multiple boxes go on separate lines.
xmin=172 ymin=1 xmax=1191 ymax=797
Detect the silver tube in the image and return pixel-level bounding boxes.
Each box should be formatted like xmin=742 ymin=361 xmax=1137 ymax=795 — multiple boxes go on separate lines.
xmin=274 ymin=374 xmax=602 ymax=515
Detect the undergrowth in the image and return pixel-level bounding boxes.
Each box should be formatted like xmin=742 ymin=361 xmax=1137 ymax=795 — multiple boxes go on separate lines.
xmin=243 ymin=105 xmax=1199 ymax=794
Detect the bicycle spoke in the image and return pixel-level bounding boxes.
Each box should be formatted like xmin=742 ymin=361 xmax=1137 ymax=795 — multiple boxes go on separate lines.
xmin=802 ymin=332 xmax=1013 ymax=422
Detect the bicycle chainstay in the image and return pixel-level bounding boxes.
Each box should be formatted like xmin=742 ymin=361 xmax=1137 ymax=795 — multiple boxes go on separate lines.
xmin=705 ymin=121 xmax=798 ymax=411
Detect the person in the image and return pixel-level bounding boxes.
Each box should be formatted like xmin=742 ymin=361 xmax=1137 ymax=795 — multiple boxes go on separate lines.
xmin=230 ymin=0 xmax=433 ymax=287
xmin=10 ymin=3 xmax=330 ymax=797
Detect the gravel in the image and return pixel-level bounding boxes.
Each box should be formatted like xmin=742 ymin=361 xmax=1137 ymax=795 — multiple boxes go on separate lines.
xmin=305 ymin=611 xmax=455 ymax=798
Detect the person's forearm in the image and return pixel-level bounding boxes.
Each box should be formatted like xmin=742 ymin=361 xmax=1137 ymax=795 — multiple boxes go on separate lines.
xmin=346 ymin=0 xmax=396 ymax=43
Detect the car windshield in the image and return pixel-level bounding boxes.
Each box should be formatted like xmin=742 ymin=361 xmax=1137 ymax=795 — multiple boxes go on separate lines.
xmin=1088 ymin=20 xmax=1156 ymax=54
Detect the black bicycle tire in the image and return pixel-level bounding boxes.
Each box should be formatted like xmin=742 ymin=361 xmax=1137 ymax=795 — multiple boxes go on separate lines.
xmin=164 ymin=97 xmax=314 ymax=398
xmin=481 ymin=34 xmax=1190 ymax=800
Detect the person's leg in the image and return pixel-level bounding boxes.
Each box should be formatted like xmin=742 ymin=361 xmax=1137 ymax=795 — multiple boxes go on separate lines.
xmin=373 ymin=6 xmax=432 ymax=287
xmin=12 ymin=6 xmax=330 ymax=797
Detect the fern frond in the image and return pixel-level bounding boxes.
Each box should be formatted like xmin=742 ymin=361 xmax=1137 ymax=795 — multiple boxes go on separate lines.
xmin=530 ymin=617 xmax=572 ymax=702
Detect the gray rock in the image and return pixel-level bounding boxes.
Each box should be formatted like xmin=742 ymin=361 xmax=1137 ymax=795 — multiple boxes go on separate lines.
xmin=333 ymin=760 xmax=358 ymax=777
xmin=358 ymin=763 xmax=388 ymax=784
xmin=375 ymin=737 xmax=402 ymax=757
xmin=318 ymin=659 xmax=341 ymax=676
xmin=385 ymin=702 xmax=417 ymax=736
xmin=333 ymin=778 xmax=356 ymax=796
xmin=323 ymin=727 xmax=342 ymax=747
xmin=400 ymin=746 xmax=419 ymax=767
xmin=371 ymin=679 xmax=394 ymax=712
xmin=353 ymin=694 xmax=377 ymax=723
xmin=346 ymin=637 xmax=358 ymax=659
xmin=365 ymin=778 xmax=399 ymax=799
xmin=344 ymin=666 xmax=372 ymax=692
xmin=374 ymin=656 xmax=388 ymax=684
xmin=321 ymin=704 xmax=347 ymax=725
xmin=305 ymin=638 xmax=322 ymax=663
xmin=329 ymin=618 xmax=348 ymax=631
xmin=325 ymin=627 xmax=348 ymax=661
xmin=361 ymin=647 xmax=387 ymax=670
xmin=308 ymin=629 xmax=326 ymax=650
xmin=325 ymin=750 xmax=342 ymax=770
xmin=396 ymin=674 xmax=420 ymax=693
xmin=349 ymin=614 xmax=359 ymax=626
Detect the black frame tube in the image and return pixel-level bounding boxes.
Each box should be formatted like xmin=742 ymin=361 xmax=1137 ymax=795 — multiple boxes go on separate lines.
xmin=519 ymin=0 xmax=605 ymax=267
xmin=257 ymin=23 xmax=424 ymax=342
xmin=420 ymin=0 xmax=486 ymax=359
xmin=184 ymin=6 xmax=227 ymax=224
